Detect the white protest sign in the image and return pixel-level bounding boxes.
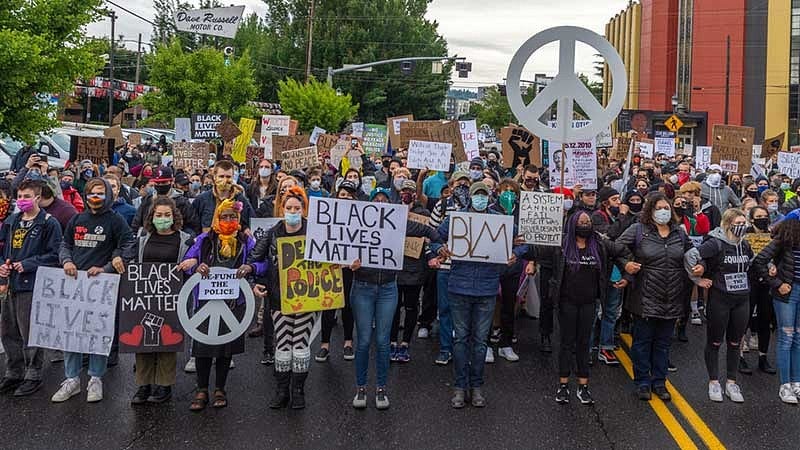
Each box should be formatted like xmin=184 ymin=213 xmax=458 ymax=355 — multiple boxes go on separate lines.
xmin=261 ymin=132 xmax=273 ymax=158
xmin=778 ymin=152 xmax=800 ymax=178
xmin=655 ymin=136 xmax=676 ymax=157
xmin=251 ymin=217 xmax=282 ymax=242
xmin=305 ymin=197 xmax=408 ymax=270
xmin=752 ymin=145 xmax=765 ymax=165
xmin=507 ymin=26 xmax=627 ymax=143
xmin=310 ymin=126 xmax=326 ymax=145
xmin=519 ymin=192 xmax=563 ymax=246
xmin=638 ymin=141 xmax=654 ymax=158
xmin=261 ymin=115 xmax=290 ymax=140
xmin=720 ymin=160 xmax=739 ymax=174
xmin=696 ymin=146 xmax=712 ymax=171
xmin=459 ymin=120 xmax=479 ymax=160
xmin=548 ymin=140 xmax=597 ymax=189
xmin=28 ymin=267 xmax=120 ymax=356
xmin=407 ymin=140 xmax=452 ymax=172
xmin=547 ymin=120 xmax=611 ymax=148
xmin=351 ymin=122 xmax=364 ymax=138
xmin=197 ymin=267 xmax=240 ymax=300
xmin=448 ymin=212 xmax=514 ymax=264
xmin=174 ymin=5 xmax=245 ymax=39
xmin=392 ymin=117 xmax=410 ymax=135
xmin=174 ymin=117 xmax=191 ymax=142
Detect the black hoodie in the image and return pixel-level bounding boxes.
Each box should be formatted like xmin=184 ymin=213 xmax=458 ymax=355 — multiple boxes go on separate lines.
xmin=59 ymin=178 xmax=136 ymax=271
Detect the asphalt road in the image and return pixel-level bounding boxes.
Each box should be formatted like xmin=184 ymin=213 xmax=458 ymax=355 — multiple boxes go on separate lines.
xmin=0 ymin=314 xmax=795 ymax=450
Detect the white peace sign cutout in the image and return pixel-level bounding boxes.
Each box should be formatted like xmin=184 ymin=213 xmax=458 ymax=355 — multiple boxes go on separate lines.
xmin=177 ymin=269 xmax=255 ymax=345
xmin=506 ymin=26 xmax=628 ymax=143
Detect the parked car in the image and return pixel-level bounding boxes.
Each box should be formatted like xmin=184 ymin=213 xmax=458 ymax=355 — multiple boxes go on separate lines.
xmin=38 ymin=127 xmax=105 ymax=169
xmin=0 ymin=135 xmax=22 ymax=173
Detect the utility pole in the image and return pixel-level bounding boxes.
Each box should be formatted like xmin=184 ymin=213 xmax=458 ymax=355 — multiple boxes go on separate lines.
xmin=135 ymin=33 xmax=142 ymax=85
xmin=108 ymin=11 xmax=117 ymax=126
xmin=724 ymin=35 xmax=730 ymax=124
xmin=305 ymin=0 xmax=315 ymax=82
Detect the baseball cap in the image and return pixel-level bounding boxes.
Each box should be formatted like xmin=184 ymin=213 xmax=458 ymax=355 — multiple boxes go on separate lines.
xmin=469 ymin=182 xmax=490 ymax=196
xmin=450 ymin=171 xmax=470 ymax=182
xmin=151 ymin=166 xmax=174 ymax=183
xmin=174 ymin=171 xmax=190 ymax=186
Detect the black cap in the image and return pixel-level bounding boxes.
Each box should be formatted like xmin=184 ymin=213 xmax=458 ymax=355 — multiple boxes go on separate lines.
xmin=597 ymin=186 xmax=620 ymax=203
xmin=174 ymin=172 xmax=190 ymax=186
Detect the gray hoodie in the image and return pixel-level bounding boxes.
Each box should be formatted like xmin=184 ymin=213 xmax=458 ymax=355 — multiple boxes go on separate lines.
xmin=701 ymin=180 xmax=741 ymax=214
xmin=684 ymin=227 xmax=752 ymax=295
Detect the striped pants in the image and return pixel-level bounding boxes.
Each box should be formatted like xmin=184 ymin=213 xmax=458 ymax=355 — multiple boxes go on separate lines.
xmin=272 ymin=311 xmax=318 ymax=373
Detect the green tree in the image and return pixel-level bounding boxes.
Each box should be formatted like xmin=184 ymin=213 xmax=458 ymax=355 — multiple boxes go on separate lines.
xmin=134 ymin=40 xmax=259 ymax=125
xmin=277 ymin=78 xmax=358 ymax=133
xmin=0 ymin=0 xmax=105 ymax=141
xmin=470 ymin=86 xmax=537 ymax=132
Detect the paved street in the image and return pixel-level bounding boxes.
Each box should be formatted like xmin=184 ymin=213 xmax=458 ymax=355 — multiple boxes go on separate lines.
xmin=0 ymin=316 xmax=796 ymax=450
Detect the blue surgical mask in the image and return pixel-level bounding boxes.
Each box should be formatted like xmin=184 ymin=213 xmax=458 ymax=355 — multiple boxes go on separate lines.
xmin=469 ymin=169 xmax=483 ymax=181
xmin=471 ymin=194 xmax=489 ymax=211
xmin=190 ymin=181 xmax=201 ymax=191
xmin=285 ymin=212 xmax=302 ymax=226
xmin=653 ymin=208 xmax=672 ymax=225
xmin=781 ymin=182 xmax=790 ymax=191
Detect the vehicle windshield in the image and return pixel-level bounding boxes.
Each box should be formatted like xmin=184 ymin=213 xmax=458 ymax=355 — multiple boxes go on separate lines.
xmin=49 ymin=132 xmax=71 ymax=151
xmin=0 ymin=135 xmax=25 ymax=155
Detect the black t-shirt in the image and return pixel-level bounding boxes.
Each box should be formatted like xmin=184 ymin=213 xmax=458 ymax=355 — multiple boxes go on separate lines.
xmin=142 ymin=232 xmax=181 ymax=263
xmin=561 ymin=246 xmax=600 ymax=305
xmin=10 ymin=219 xmax=34 ymax=261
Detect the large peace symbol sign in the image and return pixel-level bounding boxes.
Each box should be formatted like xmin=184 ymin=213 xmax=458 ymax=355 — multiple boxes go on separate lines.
xmin=506 ymin=26 xmax=627 ymax=143
xmin=177 ymin=270 xmax=255 ymax=345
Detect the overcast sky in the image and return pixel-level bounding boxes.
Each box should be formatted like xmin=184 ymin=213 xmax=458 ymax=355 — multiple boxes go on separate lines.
xmin=87 ymin=0 xmax=631 ymax=88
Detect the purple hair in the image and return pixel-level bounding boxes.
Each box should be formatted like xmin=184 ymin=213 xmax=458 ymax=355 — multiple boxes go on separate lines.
xmin=563 ymin=211 xmax=602 ymax=273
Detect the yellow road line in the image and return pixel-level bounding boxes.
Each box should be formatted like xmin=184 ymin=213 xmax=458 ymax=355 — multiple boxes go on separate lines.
xmin=620 ymin=333 xmax=726 ymax=450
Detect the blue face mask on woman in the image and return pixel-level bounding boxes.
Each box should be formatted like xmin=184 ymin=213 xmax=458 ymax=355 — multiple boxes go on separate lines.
xmin=471 ymin=194 xmax=489 ymax=211
xmin=285 ymin=212 xmax=302 ymax=226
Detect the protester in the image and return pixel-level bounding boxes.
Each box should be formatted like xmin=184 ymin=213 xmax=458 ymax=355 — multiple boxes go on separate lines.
xmin=743 ymin=206 xmax=776 ymax=374
xmin=192 ymin=161 xmax=254 ymax=233
xmin=131 ymin=166 xmax=199 ymax=236
xmin=38 ymin=178 xmax=77 ymax=231
xmin=701 ymin=164 xmax=740 ymax=214
xmin=104 ymin=173 xmax=136 ymax=226
xmin=60 ymin=170 xmax=84 ymax=212
xmin=246 ymin=159 xmax=278 ymax=216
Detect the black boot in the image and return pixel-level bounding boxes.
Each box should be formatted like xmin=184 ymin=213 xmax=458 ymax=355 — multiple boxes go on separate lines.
xmin=676 ymin=323 xmax=688 ymax=342
xmin=291 ymin=372 xmax=308 ymax=409
xmin=268 ymin=371 xmax=291 ymax=409
xmin=739 ymin=356 xmax=753 ymax=375
xmin=759 ymin=355 xmax=777 ymax=374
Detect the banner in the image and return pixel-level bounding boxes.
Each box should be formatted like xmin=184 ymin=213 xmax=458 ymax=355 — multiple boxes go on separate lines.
xmin=362 ymin=124 xmax=388 ymax=155
xmin=548 ymin=140 xmax=597 ymax=189
xmin=251 ymin=217 xmax=282 ymax=241
xmin=28 ymin=267 xmax=120 ymax=356
xmin=460 ymin=120 xmax=480 ymax=160
xmin=305 ymin=197 xmax=408 ymax=270
xmin=407 ymin=140 xmax=452 ymax=172
xmin=172 ymin=142 xmax=210 ymax=171
xmin=448 ymin=212 xmax=514 ymax=264
xmin=70 ymin=136 xmax=114 ymax=165
xmin=278 ymin=236 xmax=345 ymax=314
xmin=118 ymin=263 xmax=184 ymax=353
xmin=281 ymin=146 xmax=319 ymax=171
xmin=519 ymin=192 xmax=563 ymax=246
xmin=174 ymin=5 xmax=245 ymax=38
xmin=191 ymin=113 xmax=227 ymax=139
xmin=232 ymin=117 xmax=256 ymax=162
xmin=501 ymin=125 xmax=540 ymax=168
xmin=711 ymin=124 xmax=755 ymax=174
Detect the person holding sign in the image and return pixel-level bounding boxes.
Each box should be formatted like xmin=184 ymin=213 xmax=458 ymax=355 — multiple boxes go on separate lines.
xmin=54 ymin=178 xmax=135 ymax=403
xmin=130 ymin=197 xmax=193 ymax=406
xmin=0 ymin=180 xmax=63 ymax=397
xmin=178 ymin=199 xmax=264 ymax=411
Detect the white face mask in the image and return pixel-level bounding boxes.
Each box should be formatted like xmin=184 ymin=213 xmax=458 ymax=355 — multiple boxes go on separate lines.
xmin=706 ymin=173 xmax=722 ymax=188
xmin=310 ymin=180 xmax=321 ymax=190
xmin=653 ymin=209 xmax=672 ymax=225
xmin=259 ymin=167 xmax=272 ymax=178
xmin=563 ymin=199 xmax=574 ymax=211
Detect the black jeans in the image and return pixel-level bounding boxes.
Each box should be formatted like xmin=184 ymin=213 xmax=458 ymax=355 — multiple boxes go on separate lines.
xmin=391 ymin=284 xmax=422 ymax=344
xmin=418 ymin=270 xmax=438 ymax=329
xmin=321 ymin=269 xmax=354 ymax=344
xmin=539 ymin=267 xmax=555 ymax=337
xmin=749 ymin=278 xmax=774 ymax=354
xmin=196 ymin=356 xmax=232 ymax=390
xmin=705 ymin=291 xmax=749 ymax=381
xmin=558 ymin=302 xmax=594 ymax=379
xmin=499 ymin=273 xmax=519 ymax=347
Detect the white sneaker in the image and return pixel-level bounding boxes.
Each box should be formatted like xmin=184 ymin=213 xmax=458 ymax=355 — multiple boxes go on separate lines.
xmin=417 ymin=327 xmax=429 ymax=339
xmin=790 ymin=382 xmax=800 ymax=397
xmin=779 ymin=383 xmax=798 ymax=404
xmin=708 ymin=382 xmax=723 ymax=402
xmin=725 ymin=382 xmax=744 ymax=403
xmin=485 ymin=347 xmax=495 ymax=363
xmin=690 ymin=312 xmax=702 ymax=325
xmin=741 ymin=340 xmax=750 ymax=353
xmin=748 ymin=334 xmax=759 ymax=350
xmin=229 ymin=359 xmax=235 ymax=369
xmin=184 ymin=357 xmax=196 ymax=373
xmin=86 ymin=377 xmax=103 ymax=403
xmin=498 ymin=347 xmax=520 ymax=362
xmin=51 ymin=377 xmax=81 ymax=402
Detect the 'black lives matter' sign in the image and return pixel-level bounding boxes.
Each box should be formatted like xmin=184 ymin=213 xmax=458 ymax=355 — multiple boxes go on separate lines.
xmin=191 ymin=113 xmax=227 ymax=139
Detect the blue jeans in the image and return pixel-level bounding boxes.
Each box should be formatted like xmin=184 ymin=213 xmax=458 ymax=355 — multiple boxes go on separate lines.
xmin=599 ymin=286 xmax=622 ymax=349
xmin=450 ymin=293 xmax=495 ymax=389
xmin=773 ymin=284 xmax=800 ymax=384
xmin=350 ymin=279 xmax=398 ymax=387
xmin=630 ymin=317 xmax=675 ymax=388
xmin=437 ymin=271 xmax=453 ymax=353
xmin=64 ymin=352 xmax=108 ymax=379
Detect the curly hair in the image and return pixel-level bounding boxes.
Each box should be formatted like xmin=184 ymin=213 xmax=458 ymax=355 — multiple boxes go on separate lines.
xmin=143 ymin=196 xmax=183 ymax=235
xmin=773 ymin=217 xmax=800 ymax=249
xmin=639 ymin=191 xmax=677 ymax=227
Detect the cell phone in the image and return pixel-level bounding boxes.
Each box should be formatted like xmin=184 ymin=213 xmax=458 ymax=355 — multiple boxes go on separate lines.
xmin=351 ymin=138 xmax=359 ymax=150
xmin=37 ymin=154 xmax=48 ymax=163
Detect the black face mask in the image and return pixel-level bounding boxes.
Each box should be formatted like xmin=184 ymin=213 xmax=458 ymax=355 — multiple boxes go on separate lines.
xmin=382 ymin=160 xmax=391 ymax=168
xmin=675 ymin=206 xmax=687 ymax=217
xmin=753 ymin=217 xmax=770 ymax=231
xmin=746 ymin=190 xmax=758 ymax=199
xmin=575 ymin=226 xmax=593 ymax=238
xmin=608 ymin=206 xmax=620 ymax=216
xmin=154 ymin=185 xmax=171 ymax=196
xmin=628 ymin=202 xmax=642 ymax=213
xmin=452 ymin=185 xmax=470 ymax=207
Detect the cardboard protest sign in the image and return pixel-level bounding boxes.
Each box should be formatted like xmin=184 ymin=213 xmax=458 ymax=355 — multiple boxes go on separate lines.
xmin=278 ymin=236 xmax=345 ymax=314
xmin=216 ymin=118 xmax=242 ymax=142
xmin=103 ymin=125 xmax=125 ymax=148
xmin=408 ymin=212 xmax=430 ymax=225
xmin=244 ymin=145 xmax=266 ymax=179
xmin=172 ymin=142 xmax=210 ymax=171
xmin=28 ymin=267 xmax=120 ymax=356
xmin=429 ymin=121 xmax=467 ymax=163
xmin=70 ymin=136 xmax=114 ymax=165
xmin=460 ymin=120 xmax=479 ymax=161
xmin=501 ymin=125 xmax=540 ymax=168
xmin=387 ymin=114 xmax=413 ymax=149
xmin=711 ymin=124 xmax=755 ymax=174
xmin=519 ymin=192 xmax=563 ymax=246
xmin=310 ymin=126 xmax=326 ymax=145
xmin=399 ymin=120 xmax=437 ymax=149
xmin=612 ymin=136 xmax=632 ymax=161
xmin=654 ymin=131 xmax=676 ymax=157
xmin=281 ymin=145 xmax=319 ymax=171
xmin=329 ymin=138 xmax=362 ymax=170
xmin=251 ymin=217 xmax=282 ymax=242
xmin=407 ymin=140 xmax=452 ymax=172
xmin=272 ymin=135 xmax=310 ymax=159
xmin=315 ymin=133 xmax=341 ymax=156
xmin=174 ymin=117 xmax=191 ymax=141
xmin=362 ymin=124 xmax=388 ymax=155
xmin=404 ymin=237 xmax=425 ymax=259
xmin=762 ymin=132 xmax=785 ymax=158
xmin=197 ymin=268 xmax=239 ymax=300
xmin=129 ymin=133 xmax=142 ymax=147
xmin=191 ymin=113 xmax=227 ymax=139
xmin=448 ymin=212 xmax=514 ymax=264
xmin=232 ymin=117 xmax=256 ymax=163
xmin=351 ymin=122 xmax=364 ymax=138
xmin=696 ymin=146 xmax=712 ymax=171
xmin=118 ymin=263 xmax=184 ymax=353
xmin=305 ymin=197 xmax=408 ymax=270
xmin=548 ymin=140 xmax=597 ymax=189
xmin=289 ymin=120 xmax=299 ymax=136
xmin=744 ymin=232 xmax=772 ymax=256
xmin=778 ymin=152 xmax=800 ymax=178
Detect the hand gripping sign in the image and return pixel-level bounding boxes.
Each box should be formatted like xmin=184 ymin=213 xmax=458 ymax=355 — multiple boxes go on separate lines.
xmin=177 ymin=267 xmax=255 ymax=345
xmin=506 ymin=26 xmax=627 ymax=144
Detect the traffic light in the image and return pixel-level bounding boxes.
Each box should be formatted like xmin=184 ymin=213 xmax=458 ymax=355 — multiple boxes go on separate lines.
xmin=498 ymin=84 xmax=507 ymax=96
xmin=456 ymin=61 xmax=472 ymax=78
xmin=400 ymin=60 xmax=415 ymax=75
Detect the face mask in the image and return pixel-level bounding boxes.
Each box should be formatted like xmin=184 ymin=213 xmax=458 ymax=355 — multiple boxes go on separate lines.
xmin=285 ymin=212 xmax=302 ymax=226
xmin=653 ymin=209 xmax=672 ymax=225
xmin=16 ymin=198 xmax=35 ymax=213
xmin=217 ymin=219 xmax=239 ymax=235
xmin=575 ymin=225 xmax=593 ymax=238
xmin=310 ymin=180 xmax=321 ymax=191
xmin=209 ymin=159 xmax=216 ymax=167
xmin=746 ymin=190 xmax=759 ymax=199
xmin=191 ymin=181 xmax=201 ymax=191
xmin=400 ymin=192 xmax=415 ymax=205
xmin=609 ymin=206 xmax=620 ymax=216
xmin=144 ymin=186 xmax=155 ymax=196
xmin=781 ymin=182 xmax=791 ymax=191
xmin=393 ymin=178 xmax=406 ymax=191
xmin=563 ymin=199 xmax=574 ymax=211
xmin=259 ymin=167 xmax=272 ymax=178
xmin=154 ymin=185 xmax=171 ymax=196
xmin=669 ymin=174 xmax=678 ymax=184
xmin=731 ymin=224 xmax=747 ymax=238
xmin=499 ymin=191 xmax=516 ymax=214
xmin=142 ymin=170 xmax=152 ymax=178
xmin=757 ymin=185 xmax=768 ymax=196
xmin=469 ymin=170 xmax=483 ymax=181
xmin=382 ymin=160 xmax=391 ymax=168
xmin=153 ymin=217 xmax=173 ymax=231
xmin=638 ymin=188 xmax=648 ymax=196
xmin=60 ymin=180 xmax=72 ymax=191
xmin=767 ymin=203 xmax=779 ymax=213
xmin=453 ymin=185 xmax=470 ymax=207
xmin=628 ymin=202 xmax=642 ymax=213
xmin=678 ymin=173 xmax=690 ymax=185
xmin=215 ymin=179 xmax=232 ymax=192
xmin=83 ymin=169 xmax=94 ymax=179
xmin=674 ymin=206 xmax=686 ymax=217
xmin=87 ymin=195 xmax=105 ymax=208
xmin=706 ymin=173 xmax=722 ymax=188
xmin=471 ymin=194 xmax=489 ymax=211
xmin=753 ymin=217 xmax=770 ymax=231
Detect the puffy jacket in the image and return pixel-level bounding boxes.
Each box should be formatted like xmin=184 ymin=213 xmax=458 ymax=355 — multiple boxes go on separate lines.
xmin=752 ymin=237 xmax=795 ymax=302
xmin=247 ymin=219 xmax=304 ymax=311
xmin=616 ymin=222 xmax=693 ymax=319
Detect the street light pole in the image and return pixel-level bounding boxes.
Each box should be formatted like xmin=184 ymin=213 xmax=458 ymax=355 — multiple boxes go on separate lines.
xmin=135 ymin=33 xmax=142 ymax=85
xmin=108 ymin=11 xmax=117 ymax=126
xmin=327 ymin=56 xmax=466 ymax=87
xmin=305 ymin=0 xmax=315 ymax=82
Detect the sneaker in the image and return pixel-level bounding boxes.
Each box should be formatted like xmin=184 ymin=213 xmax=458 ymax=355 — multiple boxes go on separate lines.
xmin=598 ymin=349 xmax=620 ymax=366
xmin=375 ymin=387 xmax=390 ymax=410
xmin=470 ymin=388 xmax=486 ymax=407
xmin=485 ymin=347 xmax=495 ymax=364
xmin=489 ymin=328 xmax=501 ymax=344
xmin=668 ymin=361 xmax=678 ymax=372
xmin=417 ymin=327 xmax=429 ymax=339
xmin=389 ymin=344 xmax=398 ymax=362
xmin=229 ymin=359 xmax=235 ymax=369
xmin=184 ymin=357 xmax=196 ymax=373
xmin=779 ymin=383 xmax=798 ymax=404
xmin=708 ymin=381 xmax=723 ymax=402
xmin=498 ymin=347 xmax=520 ymax=362
xmin=540 ymin=335 xmax=553 ymax=353
xmin=741 ymin=339 xmax=750 ymax=353
xmin=131 ymin=385 xmax=151 ymax=405
xmin=396 ymin=346 xmax=410 ymax=363
xmin=690 ymin=312 xmax=702 ymax=325
xmin=13 ymin=379 xmax=42 ymax=397
xmin=435 ymin=351 xmax=452 ymax=365
xmin=577 ymin=384 xmax=595 ymax=405
xmin=652 ymin=385 xmax=671 ymax=401
xmin=343 ymin=346 xmax=355 ymax=361
xmin=86 ymin=377 xmax=103 ymax=403
xmin=315 ymin=347 xmax=330 ymax=362
xmin=260 ymin=350 xmax=275 ymax=365
xmin=555 ymin=383 xmax=570 ymax=404
xmin=451 ymin=388 xmax=466 ymax=408
xmin=725 ymin=382 xmax=744 ymax=403
xmin=738 ymin=356 xmax=753 ymax=375
xmin=791 ymin=382 xmax=800 ymax=397
xmin=51 ymin=377 xmax=81 ymax=403
xmin=637 ymin=385 xmax=652 ymax=401
xmin=352 ymin=387 xmax=367 ymax=409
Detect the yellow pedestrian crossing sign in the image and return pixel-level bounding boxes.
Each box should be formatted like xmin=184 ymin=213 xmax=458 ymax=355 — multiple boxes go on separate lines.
xmin=665 ymin=114 xmax=683 ymax=132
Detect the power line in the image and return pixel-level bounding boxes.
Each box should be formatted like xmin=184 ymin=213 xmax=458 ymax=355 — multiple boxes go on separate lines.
xmin=103 ymin=0 xmax=156 ymax=27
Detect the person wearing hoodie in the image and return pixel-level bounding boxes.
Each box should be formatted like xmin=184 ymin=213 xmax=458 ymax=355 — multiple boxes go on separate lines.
xmin=38 ymin=179 xmax=77 ymax=231
xmin=60 ymin=170 xmax=84 ymax=213
xmin=191 ymin=160 xmax=254 ymax=233
xmin=73 ymin=159 xmax=96 ymax=194
xmin=684 ymin=208 xmax=753 ymax=403
xmin=306 ymin=167 xmax=330 ymax=198
xmin=701 ymin=164 xmax=741 ymax=214
xmin=104 ymin=174 xmax=136 ymax=226
xmin=131 ymin=166 xmax=199 ymax=236
xmin=53 ymin=178 xmax=135 ymax=403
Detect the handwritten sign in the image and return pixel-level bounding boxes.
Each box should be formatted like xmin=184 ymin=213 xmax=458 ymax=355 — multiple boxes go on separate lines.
xmin=172 ymin=142 xmax=210 ymax=171
xmin=278 ymin=236 xmax=345 ymax=314
xmin=272 ymin=135 xmax=310 ymax=160
xmin=351 ymin=122 xmax=364 ymax=138
xmin=638 ymin=140 xmax=654 ymax=158
xmin=519 ymin=192 xmax=563 ymax=246
xmin=244 ymin=145 xmax=266 ymax=179
xmin=430 ymin=121 xmax=466 ymax=163
xmin=407 ymin=140 xmax=452 ymax=172
xmin=362 ymin=124 xmax=388 ymax=155
xmin=191 ymin=113 xmax=227 ymax=139
xmin=654 ymin=131 xmax=676 ymax=157
xmin=232 ymin=117 xmax=256 ymax=163
xmin=404 ymin=237 xmax=425 ymax=259
xmin=329 ymin=138 xmax=362 ymax=170
xmin=448 ymin=212 xmax=514 ymax=264
xmin=310 ymin=126 xmax=326 ymax=145
xmin=281 ymin=145 xmax=319 ymax=171
xmin=197 ymin=267 xmax=239 ymax=300
xmin=696 ymin=146 xmax=712 ymax=171
xmin=711 ymin=124 xmax=755 ymax=174
xmin=72 ymin=136 xmax=114 ymax=165
xmin=315 ymin=133 xmax=340 ymax=155
xmin=174 ymin=117 xmax=191 ymax=141
xmin=399 ymin=120 xmax=437 ymax=149
xmin=387 ymin=114 xmax=413 ymax=148
xmin=215 ymin=118 xmax=242 ymax=142
xmin=778 ymin=152 xmax=800 ymax=178
xmin=460 ymin=120 xmax=479 ymax=160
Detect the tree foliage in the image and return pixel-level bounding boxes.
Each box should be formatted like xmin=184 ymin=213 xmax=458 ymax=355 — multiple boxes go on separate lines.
xmin=0 ymin=0 xmax=105 ymax=141
xmin=469 ymin=86 xmax=537 ymax=132
xmin=134 ymin=40 xmax=258 ymax=125
xmin=277 ymin=78 xmax=359 ymax=133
